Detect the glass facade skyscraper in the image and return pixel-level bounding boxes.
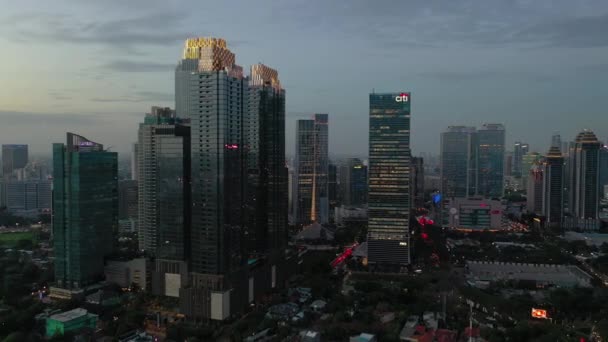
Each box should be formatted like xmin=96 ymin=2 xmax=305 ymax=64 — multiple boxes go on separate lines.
xmin=569 ymin=130 xmax=601 ymax=219
xmin=368 ymin=92 xmax=411 ymax=269
xmin=440 ymin=126 xmax=478 ymax=198
xmin=53 ymin=133 xmax=117 ymax=289
xmin=2 ymin=144 xmax=28 ymax=180
xmin=477 ymin=124 xmax=506 ymax=199
xmin=137 ymin=106 xmax=190 ymax=260
xmin=340 ymin=158 xmax=368 ymax=206
xmin=512 ymin=142 xmax=529 ymax=178
xmin=294 ymin=114 xmax=329 ymax=225
xmin=542 ymin=146 xmax=564 ymax=228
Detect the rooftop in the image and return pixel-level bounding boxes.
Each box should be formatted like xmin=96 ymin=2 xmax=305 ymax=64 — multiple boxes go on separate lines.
xmin=49 ymin=308 xmax=91 ymax=323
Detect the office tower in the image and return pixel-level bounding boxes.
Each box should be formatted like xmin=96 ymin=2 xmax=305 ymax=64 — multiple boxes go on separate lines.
xmin=542 ymin=146 xmax=564 ymax=228
xmin=526 ymin=163 xmax=544 ymax=214
xmin=552 ymin=134 xmax=562 ymax=149
xmin=411 ymin=157 xmax=425 ymax=207
xmin=512 ymin=142 xmax=529 ymax=178
xmin=599 ymin=145 xmax=608 ymax=193
xmin=477 ymin=124 xmax=505 ymax=198
xmin=53 ymin=133 xmax=117 ymax=289
xmin=294 ymin=114 xmax=329 ymax=225
xmin=118 ymin=180 xmax=138 ymax=220
xmin=2 ymin=144 xmax=28 ymax=180
xmin=504 ymin=152 xmax=513 ymax=178
xmin=131 ymin=143 xmax=139 ymax=181
xmin=440 ymin=126 xmax=478 ymax=198
xmin=521 ymin=152 xmax=543 ymax=191
xmin=5 ymin=180 xmax=51 ymax=212
xmin=339 ymin=158 xmax=368 ymax=206
xmin=246 ymin=63 xmax=287 ymax=255
xmin=368 ymin=92 xmax=411 ymax=269
xmin=569 ymin=130 xmax=601 ymax=219
xmin=137 ymin=106 xmax=190 ymax=259
xmin=328 ymin=163 xmax=338 ymax=211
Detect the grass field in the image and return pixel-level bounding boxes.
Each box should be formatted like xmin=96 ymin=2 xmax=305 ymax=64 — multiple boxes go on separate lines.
xmin=0 ymin=231 xmax=35 ymax=247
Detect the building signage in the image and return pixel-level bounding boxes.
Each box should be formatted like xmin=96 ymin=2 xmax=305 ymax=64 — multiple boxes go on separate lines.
xmin=395 ymin=93 xmax=410 ymax=102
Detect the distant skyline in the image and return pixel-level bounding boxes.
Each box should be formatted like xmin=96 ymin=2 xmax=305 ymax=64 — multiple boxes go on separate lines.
xmin=1 ymin=0 xmax=608 ymax=156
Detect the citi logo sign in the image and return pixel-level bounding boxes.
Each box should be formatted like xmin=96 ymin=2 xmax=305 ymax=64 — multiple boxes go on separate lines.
xmin=395 ymin=93 xmax=409 ymax=102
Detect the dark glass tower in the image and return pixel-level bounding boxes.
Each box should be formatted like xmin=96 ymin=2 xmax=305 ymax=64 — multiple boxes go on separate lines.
xmin=340 ymin=158 xmax=368 ymax=206
xmin=542 ymin=146 xmax=564 ymax=228
xmin=440 ymin=126 xmax=478 ymax=198
xmin=53 ymin=133 xmax=117 ymax=289
xmin=2 ymin=144 xmax=28 ymax=180
xmin=137 ymin=106 xmax=191 ymax=260
xmin=477 ymin=124 xmax=506 ymax=199
xmin=368 ymin=92 xmax=411 ymax=269
xmin=294 ymin=114 xmax=329 ymax=225
xmin=570 ymin=130 xmax=601 ymax=219
xmin=247 ymin=64 xmax=287 ymax=255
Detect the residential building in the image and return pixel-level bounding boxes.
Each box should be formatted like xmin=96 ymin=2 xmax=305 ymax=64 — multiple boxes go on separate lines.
xmin=368 ymin=92 xmax=411 ymax=269
xmin=294 ymin=114 xmax=329 ymax=225
xmin=53 ymin=133 xmax=117 ymax=290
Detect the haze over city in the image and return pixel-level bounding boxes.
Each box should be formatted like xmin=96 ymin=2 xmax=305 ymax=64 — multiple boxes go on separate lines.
xmin=2 ymin=0 xmax=608 ymax=156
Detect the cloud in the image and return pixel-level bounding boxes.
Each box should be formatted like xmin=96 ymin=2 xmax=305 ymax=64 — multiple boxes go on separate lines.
xmin=2 ymin=11 xmax=194 ymax=51
xmin=48 ymin=91 xmax=73 ymax=101
xmin=102 ymin=60 xmax=174 ymax=72
xmin=90 ymin=91 xmax=173 ymax=103
xmin=515 ymin=13 xmax=608 ymax=48
xmin=0 ymin=110 xmax=101 ymax=125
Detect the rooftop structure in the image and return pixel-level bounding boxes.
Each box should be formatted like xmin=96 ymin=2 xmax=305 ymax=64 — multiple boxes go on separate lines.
xmin=46 ymin=308 xmax=98 ymax=338
xmin=466 ymin=261 xmax=592 ymax=288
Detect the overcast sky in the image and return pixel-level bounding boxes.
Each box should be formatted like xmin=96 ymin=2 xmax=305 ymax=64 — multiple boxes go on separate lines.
xmin=1 ymin=0 xmax=608 ymax=157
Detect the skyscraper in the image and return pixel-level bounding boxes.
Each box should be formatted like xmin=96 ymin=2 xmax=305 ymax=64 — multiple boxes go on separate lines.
xmin=137 ymin=106 xmax=191 ymax=259
xmin=440 ymin=126 xmax=478 ymax=198
xmin=526 ymin=163 xmax=544 ymax=214
xmin=2 ymin=144 xmax=28 ymax=180
xmin=521 ymin=152 xmax=543 ymax=191
xmin=52 ymin=133 xmax=117 ymax=290
xmin=512 ymin=142 xmax=529 ymax=178
xmin=411 ymin=157 xmax=425 ymax=208
xmin=339 ymin=158 xmax=368 ymax=206
xmin=368 ymin=92 xmax=411 ymax=269
xmin=569 ymin=130 xmax=601 ymax=219
xmin=477 ymin=124 xmax=505 ymax=198
xmin=551 ymin=134 xmax=562 ymax=149
xmin=328 ymin=163 xmax=338 ymax=212
xmin=175 ymin=38 xmax=289 ymax=320
xmin=246 ymin=63 xmax=287 ymax=255
xmin=118 ymin=180 xmax=138 ymax=220
xmin=542 ymin=146 xmax=564 ymax=228
xmin=294 ymin=114 xmax=329 ymax=225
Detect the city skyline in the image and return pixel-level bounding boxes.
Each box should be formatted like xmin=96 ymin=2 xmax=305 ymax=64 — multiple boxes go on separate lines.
xmin=2 ymin=0 xmax=608 ymax=156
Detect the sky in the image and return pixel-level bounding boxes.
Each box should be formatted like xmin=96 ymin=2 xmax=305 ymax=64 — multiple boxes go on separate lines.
xmin=1 ymin=0 xmax=608 ymax=157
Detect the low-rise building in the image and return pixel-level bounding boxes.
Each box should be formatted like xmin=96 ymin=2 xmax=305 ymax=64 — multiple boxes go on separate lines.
xmin=104 ymin=258 xmax=148 ymax=290
xmin=446 ymin=197 xmax=505 ymax=231
xmin=299 ymin=330 xmax=321 ymax=342
xmin=45 ymin=308 xmax=97 ymax=338
xmin=466 ymin=261 xmax=592 ymax=288
xmin=350 ymin=333 xmax=377 ymax=342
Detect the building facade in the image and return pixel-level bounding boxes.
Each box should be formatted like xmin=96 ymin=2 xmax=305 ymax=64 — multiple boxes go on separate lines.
xmin=137 ymin=106 xmax=191 ymax=259
xmin=368 ymin=92 xmax=411 ymax=269
xmin=542 ymin=146 xmax=564 ymax=228
xmin=339 ymin=158 xmax=368 ymax=207
xmin=440 ymin=126 xmax=478 ymax=198
xmin=446 ymin=197 xmax=504 ymax=230
xmin=293 ymin=114 xmax=329 ymax=225
xmin=2 ymin=144 xmax=28 ymax=180
xmin=477 ymin=124 xmax=505 ymax=199
xmin=512 ymin=142 xmax=529 ymax=178
xmin=569 ymin=130 xmax=601 ymax=220
xmin=53 ymin=133 xmax=117 ymax=289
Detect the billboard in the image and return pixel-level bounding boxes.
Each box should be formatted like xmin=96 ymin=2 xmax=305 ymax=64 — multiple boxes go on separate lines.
xmin=531 ymin=308 xmax=548 ymax=319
